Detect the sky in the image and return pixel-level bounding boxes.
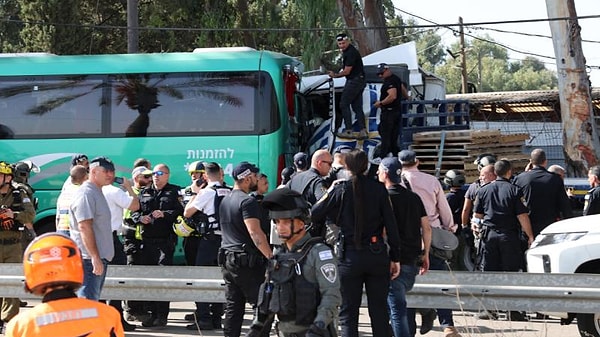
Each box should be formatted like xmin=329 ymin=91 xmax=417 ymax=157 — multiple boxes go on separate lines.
xmin=390 ymin=0 xmax=600 ymax=87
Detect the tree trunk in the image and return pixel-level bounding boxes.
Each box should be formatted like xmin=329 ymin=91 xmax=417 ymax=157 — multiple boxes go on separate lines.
xmin=361 ymin=0 xmax=389 ymax=51
xmin=235 ymin=0 xmax=255 ymax=48
xmin=546 ymin=0 xmax=599 ymax=176
xmin=336 ymin=0 xmax=388 ymax=55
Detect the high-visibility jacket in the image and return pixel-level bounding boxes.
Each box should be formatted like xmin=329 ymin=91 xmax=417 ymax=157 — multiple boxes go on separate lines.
xmin=6 ymin=290 xmax=124 ymax=337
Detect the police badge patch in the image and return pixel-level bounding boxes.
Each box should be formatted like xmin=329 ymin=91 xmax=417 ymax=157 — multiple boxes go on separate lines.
xmin=320 ymin=263 xmax=337 ymax=283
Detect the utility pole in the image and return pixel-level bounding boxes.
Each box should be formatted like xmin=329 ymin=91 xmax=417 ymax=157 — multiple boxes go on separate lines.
xmin=546 ymin=0 xmax=599 ymax=175
xmin=459 ymin=17 xmax=468 ymax=94
xmin=127 ymin=0 xmax=139 ymax=53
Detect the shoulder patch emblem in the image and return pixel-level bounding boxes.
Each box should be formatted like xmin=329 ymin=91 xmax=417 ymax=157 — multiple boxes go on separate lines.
xmin=320 ymin=263 xmax=337 ymax=283
xmin=318 ymin=250 xmax=333 ymax=261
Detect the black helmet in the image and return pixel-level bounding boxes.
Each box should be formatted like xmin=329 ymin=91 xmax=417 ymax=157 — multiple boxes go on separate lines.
xmin=12 ymin=160 xmax=40 ymax=183
xmin=474 ymin=154 xmax=496 ymax=171
xmin=262 ymin=188 xmax=310 ymax=223
xmin=444 ymin=170 xmax=466 ymax=187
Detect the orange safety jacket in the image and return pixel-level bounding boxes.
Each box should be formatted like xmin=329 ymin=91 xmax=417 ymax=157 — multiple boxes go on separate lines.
xmin=5 ymin=289 xmax=124 ymax=337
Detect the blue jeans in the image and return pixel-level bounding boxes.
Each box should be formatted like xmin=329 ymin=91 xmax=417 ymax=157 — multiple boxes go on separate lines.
xmin=388 ymin=263 xmax=418 ymax=337
xmin=78 ymin=258 xmax=108 ymax=301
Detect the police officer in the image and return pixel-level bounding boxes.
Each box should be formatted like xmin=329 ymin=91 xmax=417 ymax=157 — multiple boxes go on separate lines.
xmin=6 ymin=233 xmax=124 ymax=337
xmin=445 ymin=170 xmax=466 ymax=226
xmin=219 ymin=162 xmax=273 ymax=337
xmin=473 ymin=159 xmax=534 ymax=271
xmin=513 ymin=148 xmax=572 ymax=236
xmin=287 ymin=149 xmax=332 ymax=237
xmin=286 ymin=149 xmax=332 ymax=206
xmin=312 ymin=149 xmax=401 ymax=337
xmin=182 ymin=161 xmax=207 ymax=266
xmin=246 ymin=188 xmax=341 ymax=337
xmin=129 ymin=163 xmax=183 ymax=328
xmin=0 ymin=161 xmax=35 ymax=331
xmin=183 ymin=162 xmax=232 ymax=330
xmin=373 ymin=63 xmax=410 ymax=159
xmin=583 ymin=165 xmax=600 ymax=215
xmin=461 ymin=154 xmax=496 ymax=229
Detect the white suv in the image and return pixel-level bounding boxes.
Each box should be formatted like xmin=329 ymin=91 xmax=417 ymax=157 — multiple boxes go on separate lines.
xmin=526 ymin=214 xmax=600 ymax=337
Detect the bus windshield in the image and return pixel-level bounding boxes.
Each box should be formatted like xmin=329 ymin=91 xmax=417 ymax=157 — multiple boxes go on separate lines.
xmin=0 ymin=71 xmax=278 ymax=138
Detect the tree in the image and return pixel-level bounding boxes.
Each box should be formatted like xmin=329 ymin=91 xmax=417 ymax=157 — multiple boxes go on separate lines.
xmin=335 ymin=0 xmax=388 ymax=55
xmin=0 ymin=0 xmax=23 ymax=52
xmin=436 ymin=36 xmax=558 ymax=93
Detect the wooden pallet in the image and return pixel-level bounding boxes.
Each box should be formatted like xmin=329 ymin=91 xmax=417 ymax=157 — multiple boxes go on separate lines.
xmin=410 ymin=129 xmax=529 ymax=182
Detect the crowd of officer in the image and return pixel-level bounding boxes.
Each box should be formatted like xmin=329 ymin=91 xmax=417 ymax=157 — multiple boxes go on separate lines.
xmin=1 ymin=143 xmax=590 ymax=337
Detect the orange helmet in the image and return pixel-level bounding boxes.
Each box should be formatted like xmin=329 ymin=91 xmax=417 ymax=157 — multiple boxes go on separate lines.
xmin=23 ymin=233 xmax=83 ymax=295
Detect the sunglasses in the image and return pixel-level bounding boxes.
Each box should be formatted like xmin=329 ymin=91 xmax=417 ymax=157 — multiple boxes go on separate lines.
xmin=153 ymin=171 xmax=168 ymax=176
xmin=141 ymin=175 xmax=152 ymax=179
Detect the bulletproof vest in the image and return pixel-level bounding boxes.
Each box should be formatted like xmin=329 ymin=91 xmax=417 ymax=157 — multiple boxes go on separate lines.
xmin=288 ymin=170 xmax=321 ymax=206
xmin=263 ymin=237 xmax=322 ymax=325
xmin=13 ymin=182 xmax=37 ymax=210
xmin=209 ymin=185 xmax=232 ymax=227
xmin=187 ymin=185 xmax=231 ymax=235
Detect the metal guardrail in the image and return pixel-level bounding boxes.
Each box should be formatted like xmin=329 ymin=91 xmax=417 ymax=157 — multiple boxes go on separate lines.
xmin=1 ymin=264 xmax=599 ymax=314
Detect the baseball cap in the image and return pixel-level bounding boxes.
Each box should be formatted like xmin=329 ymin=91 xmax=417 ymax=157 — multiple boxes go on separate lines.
xmin=231 ymin=161 xmax=259 ymax=181
xmin=89 ymin=156 xmax=115 ymax=171
xmin=293 ymin=152 xmax=309 ymax=170
xmin=132 ymin=166 xmax=153 ymax=179
xmin=377 ymin=63 xmax=390 ymax=75
xmin=333 ymin=144 xmax=354 ymax=154
xmin=398 ymin=150 xmax=417 ymax=164
xmin=379 ymin=157 xmax=402 ymax=183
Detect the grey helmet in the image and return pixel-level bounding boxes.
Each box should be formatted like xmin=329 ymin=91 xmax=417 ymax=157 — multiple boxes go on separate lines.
xmin=444 ymin=170 xmax=466 ymax=187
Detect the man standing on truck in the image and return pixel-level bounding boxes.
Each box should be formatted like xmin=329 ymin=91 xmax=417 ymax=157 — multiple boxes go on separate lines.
xmin=373 ymin=63 xmax=410 ymax=159
xmin=328 ymin=33 xmax=367 ymax=139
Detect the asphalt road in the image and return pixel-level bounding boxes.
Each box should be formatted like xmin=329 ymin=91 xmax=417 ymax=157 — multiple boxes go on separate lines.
xmin=3 ymin=301 xmax=582 ymax=337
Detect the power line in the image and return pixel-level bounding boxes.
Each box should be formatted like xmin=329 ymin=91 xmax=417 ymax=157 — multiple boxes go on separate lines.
xmin=472 ymin=26 xmax=600 ymax=44
xmin=394 ymin=6 xmax=599 ymax=67
xmin=2 ymin=13 xmax=600 ymax=33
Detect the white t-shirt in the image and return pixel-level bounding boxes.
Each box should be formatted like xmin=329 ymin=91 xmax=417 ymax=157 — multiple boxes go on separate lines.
xmin=102 ymin=184 xmax=134 ymax=232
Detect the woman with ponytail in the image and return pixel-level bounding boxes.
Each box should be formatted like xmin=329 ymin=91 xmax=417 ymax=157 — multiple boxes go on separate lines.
xmin=312 ymin=149 xmax=401 ymax=337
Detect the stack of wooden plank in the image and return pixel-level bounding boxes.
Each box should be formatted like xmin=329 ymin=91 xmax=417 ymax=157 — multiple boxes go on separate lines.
xmin=410 ymin=129 xmax=530 ymax=182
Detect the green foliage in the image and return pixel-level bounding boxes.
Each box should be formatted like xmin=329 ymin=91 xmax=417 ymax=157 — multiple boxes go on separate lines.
xmin=0 ymin=0 xmax=558 ymax=93
xmin=436 ymin=36 xmax=557 ymax=93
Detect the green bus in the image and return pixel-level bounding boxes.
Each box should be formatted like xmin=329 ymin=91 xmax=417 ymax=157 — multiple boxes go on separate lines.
xmin=0 ymin=48 xmax=302 ymax=242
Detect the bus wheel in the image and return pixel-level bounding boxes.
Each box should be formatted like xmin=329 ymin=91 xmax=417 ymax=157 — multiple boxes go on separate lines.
xmin=34 ymin=218 xmax=55 ymax=235
xmin=577 ymin=313 xmax=600 ymax=337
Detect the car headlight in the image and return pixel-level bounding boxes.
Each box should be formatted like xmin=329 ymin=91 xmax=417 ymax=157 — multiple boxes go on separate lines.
xmin=530 ymin=232 xmax=587 ymax=249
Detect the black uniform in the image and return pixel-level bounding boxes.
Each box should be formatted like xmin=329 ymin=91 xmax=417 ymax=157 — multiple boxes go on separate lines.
xmin=446 ymin=188 xmax=466 ymax=229
xmin=378 ymin=74 xmax=406 ymax=158
xmin=286 ymin=168 xmax=328 ymax=236
xmin=474 ymin=177 xmax=528 ymax=271
xmin=129 ymin=182 xmax=183 ymax=324
xmin=190 ymin=183 xmax=232 ymax=329
xmin=312 ymin=178 xmax=400 ymax=337
xmin=338 ymin=44 xmax=366 ymax=131
xmin=583 ymin=186 xmax=600 ymax=215
xmin=219 ymin=189 xmax=267 ymax=337
xmin=513 ymin=166 xmax=572 ymax=236
xmin=286 ymin=168 xmax=327 ymax=207
xmin=388 ymin=184 xmax=425 ymax=266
